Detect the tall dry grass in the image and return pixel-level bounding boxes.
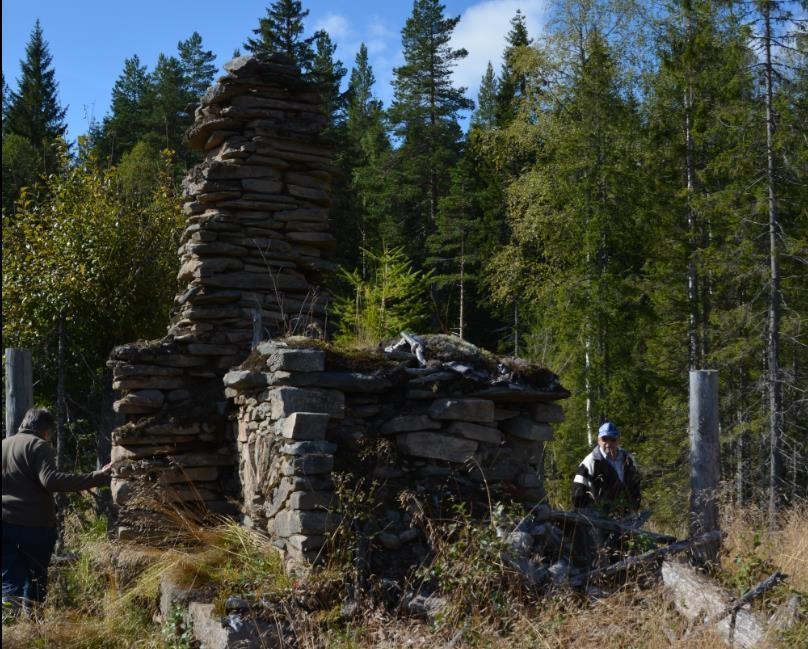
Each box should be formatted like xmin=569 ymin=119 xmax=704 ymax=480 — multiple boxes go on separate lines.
xmin=2 ymin=499 xmax=804 ymax=648
xmin=720 ymin=499 xmax=808 ymax=595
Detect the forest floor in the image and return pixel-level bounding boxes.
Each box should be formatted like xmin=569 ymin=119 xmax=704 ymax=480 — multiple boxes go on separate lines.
xmin=2 ymin=499 xmax=806 ymax=649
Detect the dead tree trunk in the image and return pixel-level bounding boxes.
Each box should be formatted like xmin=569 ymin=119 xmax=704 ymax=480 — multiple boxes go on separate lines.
xmin=662 ymin=560 xmax=767 ymax=649
xmin=762 ymin=0 xmax=784 ymax=529
xmin=689 ymin=370 xmax=720 ymax=564
xmin=4 ymin=347 xmax=33 ymax=437
xmin=55 ymin=312 xmax=68 ymax=554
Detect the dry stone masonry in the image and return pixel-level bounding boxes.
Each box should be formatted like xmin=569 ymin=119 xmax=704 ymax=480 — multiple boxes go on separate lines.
xmin=107 ymin=55 xmax=335 ymax=537
xmin=105 ymin=56 xmax=569 ymax=569
xmin=225 ymin=335 xmax=568 ymax=566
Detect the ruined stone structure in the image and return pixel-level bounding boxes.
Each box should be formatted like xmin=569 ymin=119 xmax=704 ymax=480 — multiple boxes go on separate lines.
xmin=224 ymin=336 xmax=568 ymax=566
xmin=107 ymin=56 xmax=336 ymax=536
xmin=106 ymin=56 xmax=569 ymax=562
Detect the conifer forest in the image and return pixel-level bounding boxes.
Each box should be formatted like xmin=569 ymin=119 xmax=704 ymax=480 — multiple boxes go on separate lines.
xmin=3 ymin=0 xmax=807 ymax=529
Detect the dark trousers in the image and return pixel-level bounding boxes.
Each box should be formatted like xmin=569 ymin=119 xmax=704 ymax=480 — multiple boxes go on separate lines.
xmin=2 ymin=521 xmax=57 ymax=610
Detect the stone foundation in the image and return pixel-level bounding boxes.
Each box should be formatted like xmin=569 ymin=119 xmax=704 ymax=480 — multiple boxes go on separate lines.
xmin=225 ymin=336 xmax=568 ymax=566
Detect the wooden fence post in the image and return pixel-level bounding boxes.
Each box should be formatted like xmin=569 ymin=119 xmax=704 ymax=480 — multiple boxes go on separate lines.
xmin=689 ymin=369 xmax=721 ymax=565
xmin=4 ymin=348 xmax=33 ymax=437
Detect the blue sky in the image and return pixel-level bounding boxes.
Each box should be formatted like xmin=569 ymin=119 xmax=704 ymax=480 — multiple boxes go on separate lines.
xmin=2 ymin=1 xmax=547 ymax=143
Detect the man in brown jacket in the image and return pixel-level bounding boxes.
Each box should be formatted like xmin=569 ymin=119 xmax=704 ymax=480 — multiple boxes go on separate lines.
xmin=2 ymin=408 xmax=112 ymax=612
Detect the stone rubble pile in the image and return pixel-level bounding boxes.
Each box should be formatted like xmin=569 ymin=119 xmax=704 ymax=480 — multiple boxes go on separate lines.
xmin=224 ymin=335 xmax=569 ymax=566
xmin=106 ymin=56 xmax=334 ymax=536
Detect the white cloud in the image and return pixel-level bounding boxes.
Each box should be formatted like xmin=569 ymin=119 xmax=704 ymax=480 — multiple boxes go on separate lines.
xmin=450 ymin=0 xmax=547 ymax=97
xmin=314 ymin=13 xmax=352 ymax=41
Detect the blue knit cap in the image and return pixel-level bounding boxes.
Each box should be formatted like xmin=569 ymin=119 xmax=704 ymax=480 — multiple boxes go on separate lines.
xmin=598 ymin=421 xmax=619 ymax=439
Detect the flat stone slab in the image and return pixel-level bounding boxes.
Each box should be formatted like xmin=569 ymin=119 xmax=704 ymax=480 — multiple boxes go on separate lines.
xmin=380 ymin=415 xmax=441 ymax=435
xmin=112 ymin=376 xmax=187 ymax=391
xmin=397 ymin=432 xmax=477 ymax=463
xmin=280 ymin=454 xmax=334 ymax=476
xmin=279 ymin=412 xmax=329 ymax=440
xmin=447 ymin=421 xmax=502 ymax=444
xmin=280 ymin=440 xmax=336 ymax=456
xmin=222 ymin=369 xmax=268 ymax=390
xmin=467 ymin=387 xmax=570 ymax=403
xmin=501 ymin=416 xmax=554 ymax=441
xmin=113 ymin=389 xmax=165 ymax=414
xmin=187 ymin=601 xmax=284 ymax=649
xmin=269 ymin=386 xmax=344 ymax=419
xmin=272 ymin=510 xmax=338 ymax=537
xmin=304 ymin=372 xmax=391 ymax=393
xmin=428 ymin=398 xmax=494 ymax=423
xmin=267 ymin=347 xmax=325 ymax=373
xmin=532 ymin=403 xmax=565 ymax=423
xmin=287 ymin=491 xmax=335 ymax=510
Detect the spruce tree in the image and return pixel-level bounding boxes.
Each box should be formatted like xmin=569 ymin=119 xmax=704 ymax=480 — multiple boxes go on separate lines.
xmin=472 ymin=62 xmax=499 ymax=128
xmin=311 ymin=30 xmax=347 ymax=127
xmin=331 ymin=43 xmax=391 ymax=271
xmin=496 ymin=10 xmax=530 ymax=125
xmin=244 ymin=0 xmax=316 ymax=72
xmin=389 ymin=0 xmax=473 ymax=258
xmin=345 ymin=44 xmax=379 ymax=130
xmin=178 ymin=32 xmax=217 ymax=102
xmin=5 ymin=20 xmax=67 ymax=165
xmin=644 ymin=0 xmax=766 ymax=509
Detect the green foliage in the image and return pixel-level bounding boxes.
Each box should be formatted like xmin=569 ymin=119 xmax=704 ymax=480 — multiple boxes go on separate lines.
xmin=5 ymin=20 xmax=66 ymax=162
xmin=91 ymin=55 xmax=150 ymax=163
xmin=161 ymin=604 xmax=194 ymax=649
xmin=177 ymin=31 xmax=217 ymax=101
xmin=330 ymin=44 xmax=393 ymax=271
xmin=388 ymin=0 xmax=473 ymax=258
xmin=90 ymin=34 xmax=216 ymax=169
xmin=2 ymin=131 xmax=42 ymax=214
xmin=472 ymin=62 xmax=498 ymax=128
xmin=244 ymin=0 xmax=316 ymax=71
xmin=327 ymin=473 xmax=382 ymax=571
xmin=1 ymin=145 xmax=183 ymax=401
xmin=311 ymin=30 xmax=347 ymax=127
xmin=3 ymin=20 xmax=67 ymax=212
xmin=419 ymin=501 xmax=521 ymax=631
xmin=332 ymin=246 xmax=432 ymax=348
xmin=145 ymin=54 xmax=193 ymax=166
xmin=496 ymin=9 xmax=530 ymax=125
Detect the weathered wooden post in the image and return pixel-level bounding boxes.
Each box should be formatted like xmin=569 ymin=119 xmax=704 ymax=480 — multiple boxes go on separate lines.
xmin=689 ymin=369 xmax=721 ymax=564
xmin=4 ymin=348 xmax=33 ymax=437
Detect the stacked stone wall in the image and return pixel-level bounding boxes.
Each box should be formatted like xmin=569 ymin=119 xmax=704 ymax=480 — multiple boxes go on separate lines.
xmin=107 ymin=56 xmax=335 ymax=536
xmin=225 ymin=338 xmax=568 ymax=566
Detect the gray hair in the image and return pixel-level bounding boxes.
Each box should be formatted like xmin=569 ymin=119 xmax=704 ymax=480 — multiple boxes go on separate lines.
xmin=18 ymin=408 xmax=55 ymax=437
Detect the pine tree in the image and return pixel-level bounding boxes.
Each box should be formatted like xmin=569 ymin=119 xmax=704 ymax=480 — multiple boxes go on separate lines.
xmin=5 ymin=20 xmax=67 ymax=165
xmin=472 ymin=62 xmax=498 ymax=128
xmin=388 ymin=0 xmax=473 ymax=258
xmin=145 ymin=54 xmax=193 ymax=164
xmin=178 ymin=32 xmax=217 ymax=102
xmin=244 ymin=0 xmax=316 ymax=72
xmin=93 ymin=55 xmax=151 ymax=163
